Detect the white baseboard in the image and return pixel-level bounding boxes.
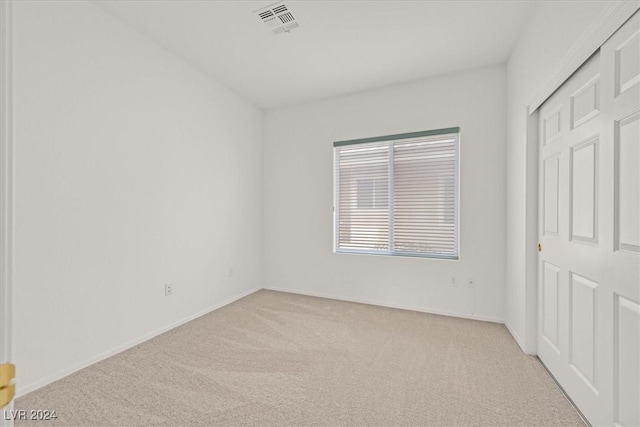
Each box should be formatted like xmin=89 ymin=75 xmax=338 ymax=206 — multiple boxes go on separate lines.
xmin=504 ymin=321 xmax=526 ymax=353
xmin=16 ymin=287 xmax=261 ymax=398
xmin=263 ymin=286 xmax=504 ymax=324
xmin=18 ymin=285 xmax=508 ymax=398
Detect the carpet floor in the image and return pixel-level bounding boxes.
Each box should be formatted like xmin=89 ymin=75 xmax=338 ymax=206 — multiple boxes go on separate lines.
xmin=15 ymin=289 xmax=584 ymax=426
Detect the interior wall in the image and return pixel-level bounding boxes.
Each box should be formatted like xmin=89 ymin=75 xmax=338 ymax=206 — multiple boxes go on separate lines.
xmin=263 ymin=65 xmax=507 ymax=322
xmin=12 ymin=0 xmax=263 ymax=394
xmin=505 ymin=1 xmax=611 ymax=351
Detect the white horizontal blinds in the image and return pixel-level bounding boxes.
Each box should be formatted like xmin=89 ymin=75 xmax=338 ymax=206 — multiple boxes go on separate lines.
xmin=335 ymin=141 xmax=390 ymax=252
xmin=393 ymin=134 xmax=458 ymax=257
xmin=334 ymin=128 xmax=459 ymax=258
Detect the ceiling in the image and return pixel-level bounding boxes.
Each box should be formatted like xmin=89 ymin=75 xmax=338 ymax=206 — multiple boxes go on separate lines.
xmin=95 ymin=1 xmax=539 ymax=109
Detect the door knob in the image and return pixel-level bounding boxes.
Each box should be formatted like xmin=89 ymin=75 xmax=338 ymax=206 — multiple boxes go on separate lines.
xmin=537 ymin=243 xmax=542 ymax=252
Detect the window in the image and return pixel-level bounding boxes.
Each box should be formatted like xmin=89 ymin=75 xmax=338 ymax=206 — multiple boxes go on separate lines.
xmin=333 ymin=127 xmax=459 ymax=259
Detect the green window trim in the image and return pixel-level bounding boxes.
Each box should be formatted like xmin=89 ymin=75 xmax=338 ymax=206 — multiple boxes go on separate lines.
xmin=333 ymin=127 xmax=460 ymax=147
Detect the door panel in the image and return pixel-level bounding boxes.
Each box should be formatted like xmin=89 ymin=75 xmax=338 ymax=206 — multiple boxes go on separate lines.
xmin=570 ymin=137 xmax=598 ymax=242
xmin=616 ymin=111 xmax=640 ymax=252
xmin=544 ymin=155 xmax=560 ymax=235
xmin=616 ymin=30 xmax=640 ymax=96
xmin=538 ymin=11 xmax=640 ymax=427
xmin=544 ymin=107 xmax=562 ymax=144
xmin=571 ymin=76 xmax=600 ymax=130
xmin=616 ymin=296 xmax=640 ymax=426
xmin=569 ymin=272 xmax=597 ymax=389
xmin=543 ymin=261 xmax=561 ymax=348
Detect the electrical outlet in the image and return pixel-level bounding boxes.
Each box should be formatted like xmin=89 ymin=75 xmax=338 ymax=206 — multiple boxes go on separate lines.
xmin=165 ymin=284 xmax=173 ymax=296
xmin=467 ymin=279 xmax=475 ymax=288
xmin=450 ymin=277 xmax=457 ymax=287
xmin=228 ymin=267 xmax=233 ymax=278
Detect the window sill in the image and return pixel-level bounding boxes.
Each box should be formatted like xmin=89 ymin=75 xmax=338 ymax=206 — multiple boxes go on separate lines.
xmin=334 ymin=249 xmax=459 ymax=261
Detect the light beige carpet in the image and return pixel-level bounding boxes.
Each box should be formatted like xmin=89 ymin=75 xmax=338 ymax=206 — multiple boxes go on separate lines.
xmin=15 ymin=290 xmax=584 ymax=426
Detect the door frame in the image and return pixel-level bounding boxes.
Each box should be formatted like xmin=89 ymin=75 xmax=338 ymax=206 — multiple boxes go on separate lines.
xmin=522 ymin=0 xmax=640 ymax=354
xmin=0 ymin=0 xmax=14 ymax=424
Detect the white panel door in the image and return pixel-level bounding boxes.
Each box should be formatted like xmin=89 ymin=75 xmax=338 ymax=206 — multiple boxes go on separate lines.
xmin=538 ymin=12 xmax=640 ymax=427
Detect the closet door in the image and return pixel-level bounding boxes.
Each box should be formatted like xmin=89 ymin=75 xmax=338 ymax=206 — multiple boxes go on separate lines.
xmin=537 ymin=11 xmax=639 ymax=426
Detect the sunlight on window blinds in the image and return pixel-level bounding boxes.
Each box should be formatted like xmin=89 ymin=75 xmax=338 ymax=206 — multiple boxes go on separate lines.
xmin=334 ymin=129 xmax=459 ymax=259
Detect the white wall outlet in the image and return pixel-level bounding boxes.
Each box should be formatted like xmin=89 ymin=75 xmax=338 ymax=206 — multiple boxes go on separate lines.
xmin=165 ymin=284 xmax=173 ymax=296
xmin=228 ymin=267 xmax=233 ymax=278
xmin=450 ymin=277 xmax=457 ymax=287
xmin=467 ymin=278 xmax=475 ymax=288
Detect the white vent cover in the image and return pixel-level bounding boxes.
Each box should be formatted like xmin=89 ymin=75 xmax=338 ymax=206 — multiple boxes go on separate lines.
xmin=255 ymin=3 xmax=299 ymax=35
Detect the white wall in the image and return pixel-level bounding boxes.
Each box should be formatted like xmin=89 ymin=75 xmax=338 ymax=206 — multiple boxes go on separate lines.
xmin=263 ymin=65 xmax=506 ymax=322
xmin=13 ymin=1 xmax=263 ymax=394
xmin=505 ymin=1 xmax=611 ymax=351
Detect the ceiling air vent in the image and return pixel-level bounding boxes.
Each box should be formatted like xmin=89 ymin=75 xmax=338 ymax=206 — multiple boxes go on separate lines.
xmin=255 ymin=2 xmax=299 ymax=35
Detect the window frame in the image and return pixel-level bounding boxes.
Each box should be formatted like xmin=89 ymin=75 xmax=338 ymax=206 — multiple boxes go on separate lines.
xmin=333 ymin=127 xmax=460 ymax=260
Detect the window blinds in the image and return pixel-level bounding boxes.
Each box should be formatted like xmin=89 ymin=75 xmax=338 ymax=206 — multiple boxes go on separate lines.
xmin=334 ymin=128 xmax=459 ymax=259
